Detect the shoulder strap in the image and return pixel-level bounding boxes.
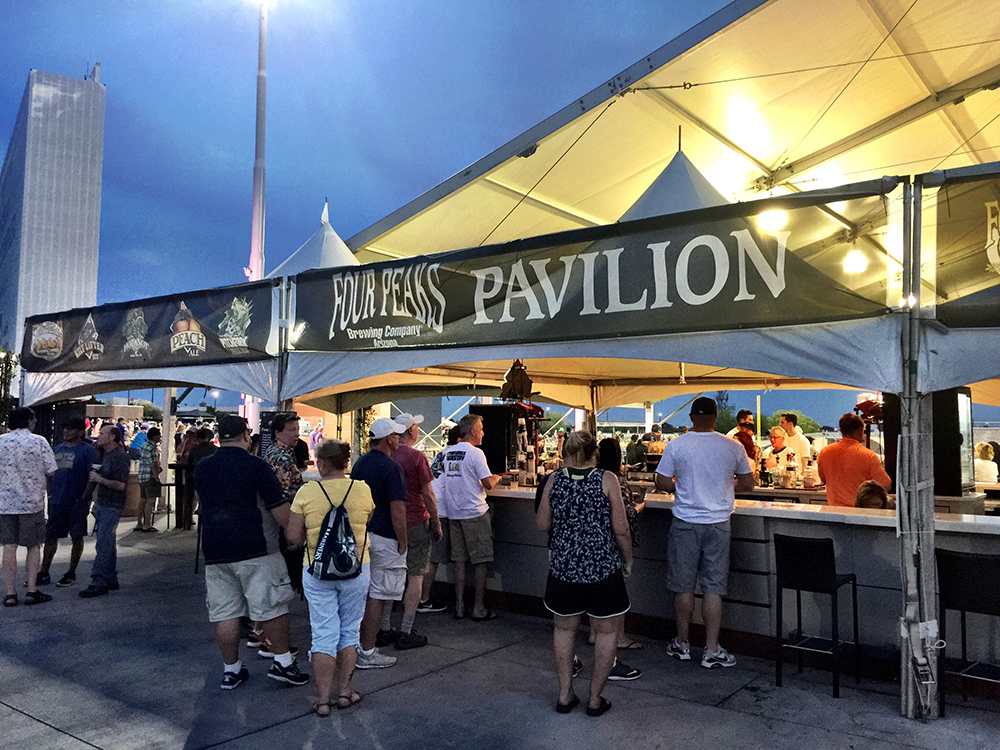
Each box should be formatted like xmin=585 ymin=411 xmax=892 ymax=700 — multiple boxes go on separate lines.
xmin=314 ymin=479 xmax=354 ymax=509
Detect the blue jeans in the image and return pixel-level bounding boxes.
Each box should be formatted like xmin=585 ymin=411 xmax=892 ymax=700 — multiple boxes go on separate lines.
xmin=90 ymin=505 xmax=123 ymax=588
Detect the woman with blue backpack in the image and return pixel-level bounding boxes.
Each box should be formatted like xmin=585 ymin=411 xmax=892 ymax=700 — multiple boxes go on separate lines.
xmin=287 ymin=439 xmax=374 ymax=715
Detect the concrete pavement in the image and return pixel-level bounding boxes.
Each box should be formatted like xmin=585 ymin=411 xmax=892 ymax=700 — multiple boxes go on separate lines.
xmin=2 ymin=522 xmax=999 ymax=750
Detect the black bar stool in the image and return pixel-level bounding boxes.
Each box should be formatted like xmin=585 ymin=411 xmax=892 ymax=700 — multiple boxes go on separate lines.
xmin=935 ymin=549 xmax=1000 ymax=717
xmin=773 ymin=534 xmax=861 ymax=697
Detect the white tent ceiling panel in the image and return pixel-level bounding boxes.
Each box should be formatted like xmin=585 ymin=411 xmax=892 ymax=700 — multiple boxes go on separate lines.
xmin=348 ymin=0 xmax=1000 ymax=263
xmin=283 ymin=315 xmax=902 ymax=408
xmin=22 ymin=359 xmax=281 ymax=407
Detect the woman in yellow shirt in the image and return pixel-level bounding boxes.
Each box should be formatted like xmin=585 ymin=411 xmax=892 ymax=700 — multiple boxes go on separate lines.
xmin=288 ymin=440 xmax=374 ymax=715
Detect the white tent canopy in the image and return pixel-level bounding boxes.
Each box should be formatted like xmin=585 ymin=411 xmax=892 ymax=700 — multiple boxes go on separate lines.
xmin=266 ymin=202 xmax=359 ymax=279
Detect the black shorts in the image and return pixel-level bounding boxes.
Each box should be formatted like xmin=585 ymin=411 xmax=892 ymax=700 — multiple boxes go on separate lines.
xmin=46 ymin=502 xmax=89 ymax=541
xmin=543 ymin=569 xmax=630 ymax=619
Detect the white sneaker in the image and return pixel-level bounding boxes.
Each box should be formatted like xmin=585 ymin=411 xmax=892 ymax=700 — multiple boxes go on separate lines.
xmin=355 ymin=646 xmax=397 ymax=669
xmin=701 ymin=646 xmax=737 ymax=669
xmin=665 ymin=637 xmax=691 ymax=661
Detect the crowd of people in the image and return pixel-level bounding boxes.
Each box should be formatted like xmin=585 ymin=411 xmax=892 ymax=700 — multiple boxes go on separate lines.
xmin=0 ymin=395 xmax=969 ymax=718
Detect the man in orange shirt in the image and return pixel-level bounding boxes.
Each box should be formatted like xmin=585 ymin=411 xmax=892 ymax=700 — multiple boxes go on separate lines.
xmin=817 ymin=413 xmax=891 ymax=507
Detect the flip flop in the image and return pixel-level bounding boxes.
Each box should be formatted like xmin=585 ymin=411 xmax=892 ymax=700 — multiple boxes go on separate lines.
xmin=470 ymin=610 xmax=498 ymax=622
xmin=618 ymin=639 xmax=643 ymax=650
xmin=586 ymin=697 xmax=612 ymax=717
xmin=336 ymin=692 xmax=363 ymax=709
xmin=313 ymin=701 xmax=332 ymax=717
xmin=3 ymin=594 xmax=17 ymax=607
xmin=555 ymin=695 xmax=580 ymax=713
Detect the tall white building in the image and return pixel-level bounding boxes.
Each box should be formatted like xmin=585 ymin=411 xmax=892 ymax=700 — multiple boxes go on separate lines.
xmin=0 ymin=69 xmax=105 ymax=356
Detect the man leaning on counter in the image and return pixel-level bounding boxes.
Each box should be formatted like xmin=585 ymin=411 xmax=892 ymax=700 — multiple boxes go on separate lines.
xmin=817 ymin=413 xmax=891 ymax=507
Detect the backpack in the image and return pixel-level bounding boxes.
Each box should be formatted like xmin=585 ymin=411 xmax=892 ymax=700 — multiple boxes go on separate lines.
xmin=306 ymin=480 xmax=366 ymax=581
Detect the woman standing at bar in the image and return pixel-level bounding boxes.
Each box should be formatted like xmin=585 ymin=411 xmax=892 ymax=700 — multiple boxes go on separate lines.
xmin=537 ymin=430 xmax=633 ymax=717
xmin=287 ymin=440 xmax=374 ymax=715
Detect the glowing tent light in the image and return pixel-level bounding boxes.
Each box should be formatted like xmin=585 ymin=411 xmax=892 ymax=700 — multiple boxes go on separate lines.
xmin=843 ymin=249 xmax=868 ymax=274
xmin=757 ymin=210 xmax=787 ymax=230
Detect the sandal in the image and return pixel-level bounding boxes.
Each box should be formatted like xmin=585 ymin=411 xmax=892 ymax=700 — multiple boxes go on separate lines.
xmin=313 ymin=701 xmax=332 ymax=717
xmin=24 ymin=590 xmax=52 ymax=605
xmin=3 ymin=593 xmax=17 ymax=607
xmin=586 ymin=696 xmax=612 ymax=717
xmin=336 ymin=692 xmax=363 ymax=709
xmin=555 ymin=695 xmax=580 ymax=714
xmin=618 ymin=638 xmax=643 ymax=650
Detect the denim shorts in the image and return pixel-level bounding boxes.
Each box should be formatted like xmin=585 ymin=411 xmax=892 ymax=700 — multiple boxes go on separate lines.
xmin=302 ymin=564 xmax=371 ymax=656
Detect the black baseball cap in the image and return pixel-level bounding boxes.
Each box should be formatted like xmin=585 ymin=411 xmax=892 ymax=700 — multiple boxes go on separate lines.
xmin=62 ymin=417 xmax=87 ymax=430
xmin=218 ymin=415 xmax=250 ymax=440
xmin=690 ymin=397 xmax=717 ymax=416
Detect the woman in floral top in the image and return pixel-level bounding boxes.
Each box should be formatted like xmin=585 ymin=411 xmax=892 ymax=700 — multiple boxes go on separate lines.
xmin=536 ymin=430 xmax=632 ymax=717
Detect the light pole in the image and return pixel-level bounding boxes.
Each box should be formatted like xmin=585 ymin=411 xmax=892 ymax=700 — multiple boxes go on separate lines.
xmin=211 ymin=390 xmax=220 ymax=409
xmin=242 ymin=1 xmax=267 ymax=431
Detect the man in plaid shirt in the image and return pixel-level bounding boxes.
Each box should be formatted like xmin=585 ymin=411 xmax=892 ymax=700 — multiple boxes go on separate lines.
xmin=136 ymin=428 xmax=162 ymax=532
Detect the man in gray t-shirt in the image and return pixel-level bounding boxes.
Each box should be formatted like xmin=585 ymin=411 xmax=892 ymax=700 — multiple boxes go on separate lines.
xmin=80 ymin=425 xmax=132 ymax=598
xmin=655 ymin=397 xmax=753 ymax=669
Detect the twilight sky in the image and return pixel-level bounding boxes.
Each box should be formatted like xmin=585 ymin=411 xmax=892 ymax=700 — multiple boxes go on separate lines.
xmin=2 ymin=0 xmax=730 ymax=304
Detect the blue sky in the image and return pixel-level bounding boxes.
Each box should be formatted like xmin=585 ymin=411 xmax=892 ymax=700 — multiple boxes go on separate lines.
xmin=2 ymin=0 xmax=730 ymax=303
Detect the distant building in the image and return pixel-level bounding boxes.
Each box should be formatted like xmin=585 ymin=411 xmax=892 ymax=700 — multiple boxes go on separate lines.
xmin=0 ymin=68 xmax=105 ymax=360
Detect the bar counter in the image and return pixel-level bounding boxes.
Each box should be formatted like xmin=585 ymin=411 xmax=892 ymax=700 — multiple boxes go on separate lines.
xmin=475 ymin=485 xmax=1000 ymax=662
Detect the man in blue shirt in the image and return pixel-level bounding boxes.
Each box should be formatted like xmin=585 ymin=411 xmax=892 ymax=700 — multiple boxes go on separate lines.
xmin=37 ymin=418 xmax=99 ymax=587
xmin=350 ymin=418 xmax=407 ymax=669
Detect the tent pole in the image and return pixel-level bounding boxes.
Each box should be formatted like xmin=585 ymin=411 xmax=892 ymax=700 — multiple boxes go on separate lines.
xmin=898 ymin=177 xmax=938 ymax=719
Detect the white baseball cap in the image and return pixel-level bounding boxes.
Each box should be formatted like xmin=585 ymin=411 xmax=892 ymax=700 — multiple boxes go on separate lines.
xmin=370 ymin=417 xmax=407 ymax=440
xmin=394 ymin=413 xmax=424 ymax=430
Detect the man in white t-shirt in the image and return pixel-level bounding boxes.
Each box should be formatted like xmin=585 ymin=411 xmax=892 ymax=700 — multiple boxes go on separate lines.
xmin=779 ymin=413 xmax=813 ymax=471
xmin=654 ymin=397 xmax=754 ymax=669
xmin=437 ymin=414 xmax=501 ymax=620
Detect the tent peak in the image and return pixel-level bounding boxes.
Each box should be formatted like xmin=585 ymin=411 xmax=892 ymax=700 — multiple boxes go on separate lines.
xmin=321 ymin=199 xmax=329 ymax=226
xmin=618 ymin=150 xmax=729 ymax=222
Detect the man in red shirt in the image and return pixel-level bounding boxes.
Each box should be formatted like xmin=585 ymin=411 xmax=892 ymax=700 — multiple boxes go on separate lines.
xmin=385 ymin=413 xmax=442 ymax=651
xmin=817 ymin=413 xmax=891 ymax=507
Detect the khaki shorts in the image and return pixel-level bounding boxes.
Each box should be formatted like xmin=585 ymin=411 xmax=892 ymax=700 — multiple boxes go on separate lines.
xmin=204 ymin=552 xmax=295 ymax=623
xmin=450 ymin=511 xmax=494 ymax=565
xmin=406 ymin=520 xmax=432 ymax=576
xmin=367 ymin=532 xmax=406 ymax=601
xmin=429 ymin=518 xmax=451 ymax=565
xmin=0 ymin=511 xmax=46 ymax=548
xmin=666 ymin=518 xmax=731 ymax=596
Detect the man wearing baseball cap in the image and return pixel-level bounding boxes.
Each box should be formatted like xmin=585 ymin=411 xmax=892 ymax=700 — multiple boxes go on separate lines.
xmin=351 ymin=417 xmax=407 ymax=669
xmin=654 ymin=397 xmax=754 ymax=669
xmin=385 ymin=413 xmax=443 ymax=651
xmin=193 ymin=415 xmax=308 ymax=690
xmin=37 ymin=418 xmax=99 ymax=587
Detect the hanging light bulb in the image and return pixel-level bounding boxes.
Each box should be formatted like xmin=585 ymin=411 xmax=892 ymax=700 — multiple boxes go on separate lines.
xmin=757 ymin=210 xmax=787 ymax=230
xmin=843 ymin=249 xmax=868 ymax=274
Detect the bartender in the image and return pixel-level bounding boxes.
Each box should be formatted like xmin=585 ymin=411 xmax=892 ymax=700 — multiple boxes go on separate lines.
xmin=762 ymin=426 xmax=790 ymax=468
xmin=779 ymin=413 xmax=813 ymax=469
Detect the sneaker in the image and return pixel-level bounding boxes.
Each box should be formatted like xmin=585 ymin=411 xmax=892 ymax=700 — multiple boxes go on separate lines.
xmin=257 ymin=639 xmax=299 ymax=659
xmin=267 ymin=660 xmax=309 ymax=686
xmin=106 ymin=581 xmax=120 ymax=591
xmin=666 ymin=637 xmax=692 ymax=661
xmin=572 ymin=655 xmax=583 ymax=678
xmin=355 ymin=647 xmax=397 ymax=669
xmin=395 ymin=630 xmax=428 ymax=650
xmin=79 ymin=585 xmax=108 ymax=598
xmin=607 ymin=658 xmax=642 ymax=681
xmin=35 ymin=572 xmax=51 ymax=586
xmin=375 ymin=627 xmax=399 ymax=647
xmin=221 ymin=666 xmax=249 ymax=690
xmin=247 ymin=632 xmax=264 ymax=649
xmin=56 ymin=573 xmax=77 ymax=587
xmin=417 ymin=598 xmax=448 ymax=613
xmin=701 ymin=646 xmax=737 ymax=669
